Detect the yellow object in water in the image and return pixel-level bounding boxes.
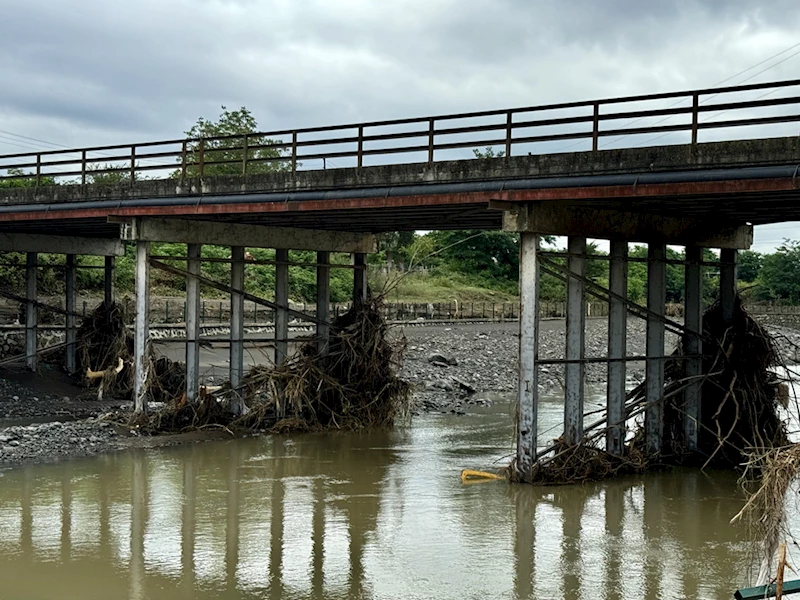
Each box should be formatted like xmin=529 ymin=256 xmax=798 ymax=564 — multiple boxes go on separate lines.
xmin=460 ymin=469 xmax=505 ymax=483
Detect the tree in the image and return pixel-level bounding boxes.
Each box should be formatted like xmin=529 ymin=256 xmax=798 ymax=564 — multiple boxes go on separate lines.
xmin=181 ymin=106 xmax=290 ymax=177
xmin=755 ymin=240 xmax=800 ymax=303
xmin=473 ymin=147 xmax=506 ymax=159
xmin=737 ymin=250 xmax=763 ymax=283
xmin=0 ymin=167 xmax=57 ymax=188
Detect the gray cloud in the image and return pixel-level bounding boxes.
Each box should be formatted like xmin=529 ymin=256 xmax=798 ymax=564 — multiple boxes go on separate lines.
xmin=0 ymin=1 xmax=798 ymax=154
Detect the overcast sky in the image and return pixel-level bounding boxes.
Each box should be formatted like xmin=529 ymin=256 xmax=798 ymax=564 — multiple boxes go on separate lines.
xmin=1 ymin=0 xmax=799 ymax=251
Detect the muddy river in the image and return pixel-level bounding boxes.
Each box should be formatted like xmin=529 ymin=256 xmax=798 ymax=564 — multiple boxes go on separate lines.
xmin=0 ymin=392 xmax=757 ymax=599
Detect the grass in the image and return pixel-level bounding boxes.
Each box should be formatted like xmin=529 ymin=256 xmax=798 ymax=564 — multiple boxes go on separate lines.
xmin=370 ymin=270 xmax=518 ymax=304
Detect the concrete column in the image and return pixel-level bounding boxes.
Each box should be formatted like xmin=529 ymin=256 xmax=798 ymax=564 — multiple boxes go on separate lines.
xmin=230 ymin=246 xmax=245 ymax=416
xmin=353 ymin=252 xmax=367 ymax=307
xmin=25 ymin=252 xmax=37 ymax=371
xmin=65 ymin=254 xmax=77 ymax=374
xmin=646 ymin=243 xmax=666 ymax=455
xmin=564 ymin=236 xmax=586 ymax=445
xmin=134 ymin=241 xmax=150 ymax=413
xmin=607 ymin=240 xmax=628 ymax=455
xmin=720 ymin=248 xmax=738 ymax=323
xmin=316 ymin=251 xmax=330 ymax=355
xmin=515 ymin=233 xmax=540 ymax=482
xmin=185 ymin=244 xmax=201 ymax=404
xmin=684 ymin=246 xmax=703 ymax=452
xmin=275 ymin=249 xmax=289 ymax=367
xmin=104 ymin=255 xmax=115 ymax=306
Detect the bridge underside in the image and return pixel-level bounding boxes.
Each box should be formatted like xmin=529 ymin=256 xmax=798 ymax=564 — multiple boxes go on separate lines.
xmin=0 ymin=136 xmax=799 ymax=483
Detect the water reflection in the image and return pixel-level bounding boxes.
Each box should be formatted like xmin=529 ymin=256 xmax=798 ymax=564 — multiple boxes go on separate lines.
xmin=0 ymin=406 xmax=754 ymax=600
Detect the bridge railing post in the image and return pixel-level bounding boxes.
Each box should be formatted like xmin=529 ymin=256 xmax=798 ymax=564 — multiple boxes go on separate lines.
xmin=691 ymin=93 xmax=699 ymax=145
xmin=81 ymin=150 xmax=87 ymax=185
xmin=505 ymin=111 xmax=512 ymax=158
xmin=242 ymin=134 xmax=249 ymax=176
xmin=427 ymin=118 xmax=435 ymax=163
xmin=130 ymin=146 xmax=136 ymax=183
xmin=291 ymin=131 xmax=298 ymax=173
xmin=592 ymin=102 xmax=600 ymax=151
xmin=357 ymin=125 xmax=364 ymax=168
xmin=198 ymin=139 xmax=205 ymax=178
xmin=180 ymin=140 xmax=188 ymax=179
xmin=35 ymin=154 xmax=41 ymax=187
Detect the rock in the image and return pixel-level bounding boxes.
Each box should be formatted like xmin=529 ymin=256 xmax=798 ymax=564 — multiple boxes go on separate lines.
xmin=8 ymin=440 xmax=20 ymax=447
xmin=427 ymin=352 xmax=457 ymax=367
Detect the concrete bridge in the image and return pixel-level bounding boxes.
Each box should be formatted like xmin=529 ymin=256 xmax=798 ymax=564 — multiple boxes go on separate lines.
xmin=1 ymin=78 xmax=800 ymax=482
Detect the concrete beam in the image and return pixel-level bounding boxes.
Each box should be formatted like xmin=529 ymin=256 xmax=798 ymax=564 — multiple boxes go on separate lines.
xmin=230 ymin=246 xmax=245 ymax=416
xmin=515 ymin=233 xmax=540 ymax=482
xmin=117 ymin=217 xmax=376 ymax=253
xmin=26 ymin=252 xmax=37 ymax=371
xmin=0 ymin=233 xmax=124 ymax=256
xmin=564 ymin=237 xmax=586 ymax=446
xmin=65 ymin=255 xmax=76 ymax=374
xmin=133 ymin=241 xmax=150 ymax=413
xmin=503 ymin=202 xmax=752 ymax=249
xmin=186 ymin=244 xmax=201 ymax=404
xmin=645 ymin=244 xmax=666 ymax=455
xmin=606 ymin=240 xmax=627 ymax=455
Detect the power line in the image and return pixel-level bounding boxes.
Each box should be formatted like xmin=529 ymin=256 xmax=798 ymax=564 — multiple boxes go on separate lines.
xmin=632 ymin=46 xmax=800 ymax=147
xmin=551 ymin=38 xmax=800 ymax=154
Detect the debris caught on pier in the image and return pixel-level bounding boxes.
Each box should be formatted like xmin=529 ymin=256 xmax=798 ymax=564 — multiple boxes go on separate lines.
xmin=521 ymin=297 xmax=791 ymax=485
xmin=77 ymin=301 xmax=185 ymax=404
xmin=235 ymin=295 xmax=412 ymax=431
xmin=122 ymin=294 xmax=411 ymax=435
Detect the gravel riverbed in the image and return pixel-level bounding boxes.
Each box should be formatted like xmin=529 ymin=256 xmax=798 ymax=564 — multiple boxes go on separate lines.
xmin=3 ymin=318 xmax=800 ymax=468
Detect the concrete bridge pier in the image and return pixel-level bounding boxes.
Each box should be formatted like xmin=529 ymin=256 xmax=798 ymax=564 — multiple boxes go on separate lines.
xmin=0 ymin=234 xmax=123 ymax=374
xmin=120 ymin=217 xmax=376 ymax=414
xmin=505 ymin=202 xmax=753 ymax=482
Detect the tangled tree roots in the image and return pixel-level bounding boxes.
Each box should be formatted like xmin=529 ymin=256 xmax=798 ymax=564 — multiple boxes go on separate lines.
xmin=235 ymin=296 xmax=412 ymax=431
xmin=525 ymin=297 xmax=788 ymax=485
xmin=76 ymin=301 xmax=185 ymax=403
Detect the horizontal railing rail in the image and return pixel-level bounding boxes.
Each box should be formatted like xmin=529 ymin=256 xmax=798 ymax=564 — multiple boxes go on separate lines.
xmin=1 ymin=78 xmax=800 ymax=186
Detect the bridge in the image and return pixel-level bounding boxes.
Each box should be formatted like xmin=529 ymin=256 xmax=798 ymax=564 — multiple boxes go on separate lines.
xmin=1 ymin=78 xmax=800 ymax=482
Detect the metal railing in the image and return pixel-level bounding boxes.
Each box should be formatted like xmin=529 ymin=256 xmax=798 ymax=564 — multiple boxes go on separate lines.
xmin=1 ymin=79 xmax=800 ymax=185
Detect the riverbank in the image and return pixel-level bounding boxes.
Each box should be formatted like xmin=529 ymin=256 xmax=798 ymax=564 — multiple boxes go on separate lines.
xmin=3 ymin=318 xmax=800 ymax=469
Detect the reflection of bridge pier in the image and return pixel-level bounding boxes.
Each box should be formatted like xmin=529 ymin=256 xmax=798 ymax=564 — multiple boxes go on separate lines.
xmin=130 ymin=452 xmax=147 ymax=600
xmin=604 ymin=484 xmax=624 ymax=600
xmin=20 ymin=468 xmax=32 ymax=557
xmin=269 ymin=442 xmax=285 ymax=600
xmin=181 ymin=448 xmax=196 ymax=596
xmin=226 ymin=444 xmax=240 ymax=593
xmin=312 ymin=476 xmax=325 ymax=599
xmin=513 ymin=488 xmax=537 ymax=599
xmin=60 ymin=465 xmax=72 ymax=564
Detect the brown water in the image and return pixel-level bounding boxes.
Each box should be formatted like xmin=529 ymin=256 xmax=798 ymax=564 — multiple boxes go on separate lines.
xmin=0 ymin=396 xmax=754 ymax=600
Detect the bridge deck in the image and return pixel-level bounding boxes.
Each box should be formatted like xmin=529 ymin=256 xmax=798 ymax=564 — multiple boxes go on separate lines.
xmin=0 ymin=78 xmax=799 ymax=238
